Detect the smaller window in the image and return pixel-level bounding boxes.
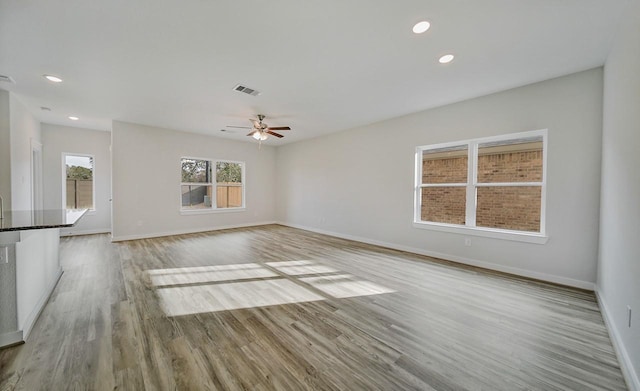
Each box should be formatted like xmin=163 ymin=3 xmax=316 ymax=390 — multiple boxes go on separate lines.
xmin=64 ymin=154 xmax=95 ymax=210
xmin=180 ymin=158 xmax=245 ymax=211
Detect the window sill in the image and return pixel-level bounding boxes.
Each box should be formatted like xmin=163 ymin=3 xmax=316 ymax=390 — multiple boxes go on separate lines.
xmin=180 ymin=207 xmax=246 ymax=216
xmin=412 ymin=221 xmax=548 ymax=244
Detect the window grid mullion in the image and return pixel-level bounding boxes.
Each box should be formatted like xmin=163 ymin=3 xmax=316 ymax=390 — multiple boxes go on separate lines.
xmin=415 ymin=150 xmax=422 ymax=223
xmin=181 ymin=182 xmax=212 ymax=186
xmin=475 ymin=182 xmax=543 ymax=187
xmin=419 ymin=183 xmax=467 ymax=188
xmin=465 ymin=142 xmax=478 ymax=227
xmin=212 ymin=160 xmax=217 ymax=209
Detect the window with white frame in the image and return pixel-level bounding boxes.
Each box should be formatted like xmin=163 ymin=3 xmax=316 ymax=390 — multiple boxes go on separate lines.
xmin=180 ymin=158 xmax=245 ymax=211
xmin=415 ymin=130 xmax=546 ymax=236
xmin=64 ymin=154 xmax=95 ymax=210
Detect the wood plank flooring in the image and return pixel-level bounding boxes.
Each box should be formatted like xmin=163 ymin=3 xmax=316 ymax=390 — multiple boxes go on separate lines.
xmin=0 ymin=224 xmax=628 ymax=390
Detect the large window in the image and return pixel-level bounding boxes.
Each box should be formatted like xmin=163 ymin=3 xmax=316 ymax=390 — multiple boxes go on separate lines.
xmin=180 ymin=158 xmax=244 ymax=211
xmin=64 ymin=154 xmax=94 ymax=210
xmin=415 ymin=130 xmax=547 ymax=240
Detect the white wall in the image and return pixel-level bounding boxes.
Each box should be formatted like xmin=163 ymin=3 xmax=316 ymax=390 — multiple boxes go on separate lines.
xmin=111 ymin=121 xmax=277 ymax=240
xmin=42 ymin=124 xmax=112 ymax=235
xmin=598 ymin=0 xmax=640 ymax=389
xmin=9 ymin=94 xmax=41 ymax=211
xmin=0 ymin=90 xmax=10 ymax=210
xmin=277 ymin=68 xmax=603 ymax=289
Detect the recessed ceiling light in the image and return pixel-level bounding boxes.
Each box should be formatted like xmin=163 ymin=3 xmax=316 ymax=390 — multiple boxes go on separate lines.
xmin=439 ymin=54 xmax=455 ymax=64
xmin=43 ymin=74 xmax=63 ymax=83
xmin=68 ymin=116 xmax=79 ymax=121
xmin=412 ymin=21 xmax=431 ymax=34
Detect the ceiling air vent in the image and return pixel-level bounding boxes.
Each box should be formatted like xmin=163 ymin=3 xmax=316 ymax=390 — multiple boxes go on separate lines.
xmin=233 ymin=84 xmax=260 ymax=96
xmin=0 ymin=75 xmax=16 ymax=84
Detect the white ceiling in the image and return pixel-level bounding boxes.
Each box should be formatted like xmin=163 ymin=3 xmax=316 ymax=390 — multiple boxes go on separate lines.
xmin=0 ymin=0 xmax=629 ymax=145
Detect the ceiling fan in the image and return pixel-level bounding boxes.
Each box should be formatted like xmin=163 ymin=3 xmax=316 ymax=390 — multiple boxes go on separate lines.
xmin=227 ymin=114 xmax=291 ymax=142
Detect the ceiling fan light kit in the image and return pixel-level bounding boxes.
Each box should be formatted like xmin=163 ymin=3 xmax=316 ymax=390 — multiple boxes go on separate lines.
xmin=252 ymin=131 xmax=268 ymax=141
xmin=228 ymin=114 xmax=292 ymax=145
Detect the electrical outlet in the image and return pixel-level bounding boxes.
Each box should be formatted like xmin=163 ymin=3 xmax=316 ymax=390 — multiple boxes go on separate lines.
xmin=628 ymin=306 xmax=632 ymax=328
xmin=464 ymin=238 xmax=472 ymax=247
xmin=0 ymin=246 xmax=8 ymax=264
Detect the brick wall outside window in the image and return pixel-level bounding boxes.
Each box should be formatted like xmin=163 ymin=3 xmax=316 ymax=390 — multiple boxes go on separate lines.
xmin=421 ymin=156 xmax=467 ymax=223
xmin=421 ymin=187 xmax=466 ymax=224
xmin=478 ymin=150 xmax=542 ymax=183
xmin=476 ymin=187 xmax=541 ymax=231
xmin=476 ymin=149 xmax=542 ymax=231
xmin=422 ymin=156 xmax=467 ymax=183
xmin=421 ymin=149 xmax=542 ymax=231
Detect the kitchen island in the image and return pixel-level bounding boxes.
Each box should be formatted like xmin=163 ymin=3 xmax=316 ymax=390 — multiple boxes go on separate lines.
xmin=0 ymin=209 xmax=87 ymax=348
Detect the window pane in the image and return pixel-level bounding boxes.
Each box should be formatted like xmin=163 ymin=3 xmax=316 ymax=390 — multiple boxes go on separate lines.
xmin=216 ymin=162 xmax=243 ymax=208
xmin=422 ymin=145 xmax=468 ymax=184
xmin=65 ymin=155 xmax=94 ymax=209
xmin=476 ymin=186 xmax=541 ymax=232
xmin=181 ymin=185 xmax=213 ymax=209
xmin=216 ymin=162 xmax=242 ymax=183
xmin=181 ymin=159 xmax=211 ymax=183
xmin=478 ymin=137 xmax=542 ymax=183
xmin=421 ymin=187 xmax=466 ymax=224
xmin=216 ymin=184 xmax=243 ymax=208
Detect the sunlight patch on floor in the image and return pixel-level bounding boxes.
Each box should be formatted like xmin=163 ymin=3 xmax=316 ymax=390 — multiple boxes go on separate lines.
xmin=156 ymin=279 xmax=324 ymax=317
xmin=150 ymin=260 xmax=395 ymax=317
xmin=300 ymin=274 xmax=396 ymax=299
xmin=147 ymin=264 xmax=277 ymax=287
xmin=266 ymin=260 xmax=339 ymax=275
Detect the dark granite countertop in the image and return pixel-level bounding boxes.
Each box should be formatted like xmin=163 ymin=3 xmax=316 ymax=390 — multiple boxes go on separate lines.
xmin=0 ymin=209 xmax=88 ymax=232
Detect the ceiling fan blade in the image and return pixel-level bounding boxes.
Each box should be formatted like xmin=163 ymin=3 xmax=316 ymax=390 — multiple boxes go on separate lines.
xmin=227 ymin=125 xmax=252 ymax=129
xmin=247 ymin=130 xmax=258 ymax=137
xmin=267 ymin=126 xmax=290 ymax=131
xmin=266 ymin=130 xmax=284 ymax=138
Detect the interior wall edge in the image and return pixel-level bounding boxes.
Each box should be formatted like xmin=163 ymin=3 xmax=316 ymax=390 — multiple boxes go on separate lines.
xmin=596 ymin=287 xmax=640 ymax=391
xmin=276 ymin=221 xmax=595 ymax=291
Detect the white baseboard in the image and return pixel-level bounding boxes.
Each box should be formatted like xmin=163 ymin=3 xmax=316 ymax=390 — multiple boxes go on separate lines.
xmin=276 ymin=221 xmax=595 ymax=291
xmin=596 ymin=288 xmax=639 ymax=391
xmin=111 ymin=221 xmax=278 ymax=242
xmin=21 ymin=268 xmax=63 ymax=341
xmin=60 ymin=228 xmax=111 ymax=237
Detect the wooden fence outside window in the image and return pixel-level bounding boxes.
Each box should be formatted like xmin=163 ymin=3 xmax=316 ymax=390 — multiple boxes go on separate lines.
xmin=66 ymin=179 xmax=93 ymax=209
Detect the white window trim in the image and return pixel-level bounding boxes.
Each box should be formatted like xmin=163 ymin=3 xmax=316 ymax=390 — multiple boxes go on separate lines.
xmin=414 ymin=129 xmax=548 ymax=244
xmin=62 ymin=152 xmax=96 ymax=214
xmin=179 ymin=157 xmax=246 ymax=214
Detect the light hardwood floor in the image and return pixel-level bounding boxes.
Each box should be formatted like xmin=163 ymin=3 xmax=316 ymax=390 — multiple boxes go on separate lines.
xmin=0 ymin=225 xmax=628 ymax=390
